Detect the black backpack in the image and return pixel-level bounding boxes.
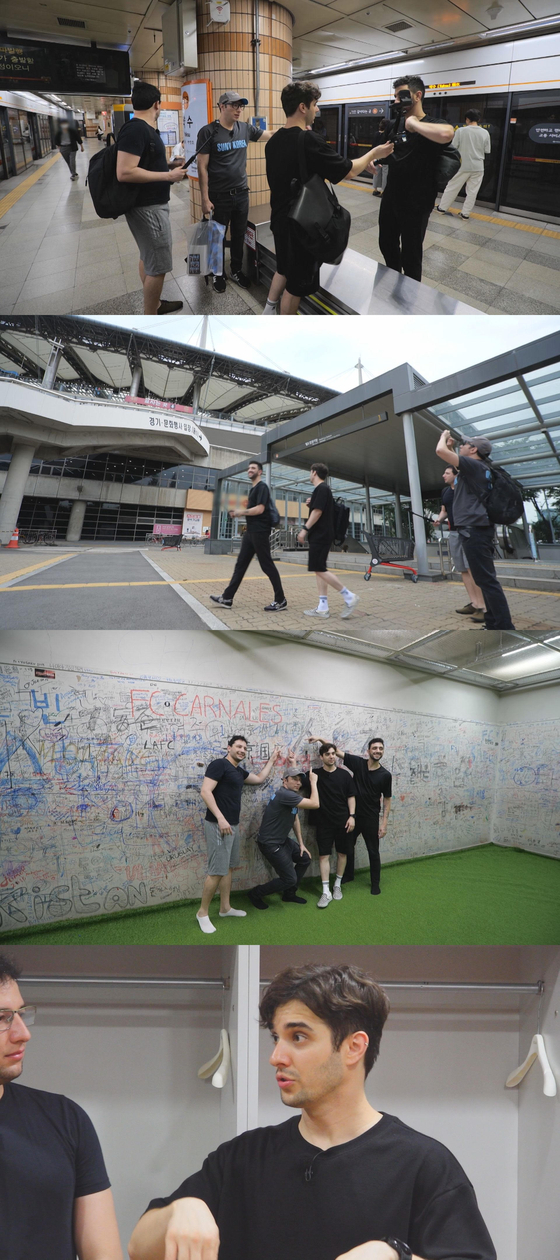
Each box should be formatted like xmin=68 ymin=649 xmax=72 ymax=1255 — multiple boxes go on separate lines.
xmin=333 ymin=498 xmax=350 ymax=545
xmin=461 ymin=458 xmax=524 ymax=526
xmin=436 ymin=144 xmax=461 ymax=193
xmin=265 ymin=484 xmax=280 ymax=528
xmin=86 ymin=122 xmax=155 ymax=219
xmin=287 ymin=129 xmax=351 ymax=265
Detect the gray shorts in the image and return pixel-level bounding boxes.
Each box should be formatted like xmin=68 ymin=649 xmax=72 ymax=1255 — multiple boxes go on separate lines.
xmin=448 ymin=529 xmax=469 ymax=573
xmin=125 ymin=204 xmax=172 ymax=276
xmin=204 ymin=820 xmax=241 ymax=877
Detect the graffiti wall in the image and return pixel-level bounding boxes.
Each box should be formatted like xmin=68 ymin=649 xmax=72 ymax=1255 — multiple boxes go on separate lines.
xmin=0 ymin=663 xmax=500 ymax=932
xmin=493 ymin=720 xmax=560 ymax=859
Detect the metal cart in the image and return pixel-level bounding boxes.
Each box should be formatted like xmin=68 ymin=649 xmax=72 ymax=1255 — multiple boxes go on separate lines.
xmin=364 ymin=532 xmax=418 ymax=582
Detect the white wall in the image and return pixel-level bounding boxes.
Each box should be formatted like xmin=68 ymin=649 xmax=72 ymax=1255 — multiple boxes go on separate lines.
xmin=17 ymin=996 xmax=223 ymax=1250
xmin=516 ymin=953 xmax=560 ymax=1260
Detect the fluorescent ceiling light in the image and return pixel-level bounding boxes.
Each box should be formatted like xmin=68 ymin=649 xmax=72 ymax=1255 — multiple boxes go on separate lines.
xmin=501 ymin=643 xmax=541 ymax=657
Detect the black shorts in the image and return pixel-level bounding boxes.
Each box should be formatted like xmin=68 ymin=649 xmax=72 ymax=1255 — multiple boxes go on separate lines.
xmin=271 ymin=218 xmax=320 ymax=298
xmin=316 ymin=822 xmax=351 ymax=857
xmin=308 ymin=537 xmax=331 ymax=572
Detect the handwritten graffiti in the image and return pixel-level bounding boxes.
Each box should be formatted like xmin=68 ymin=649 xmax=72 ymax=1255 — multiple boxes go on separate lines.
xmin=493 ymin=726 xmax=560 ymax=858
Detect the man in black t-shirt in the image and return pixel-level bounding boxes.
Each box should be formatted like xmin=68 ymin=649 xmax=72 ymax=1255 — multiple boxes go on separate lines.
xmin=263 ymin=81 xmax=393 ymax=314
xmin=311 ymin=743 xmax=356 ymax=908
xmin=436 ymin=430 xmax=515 ymax=631
xmin=197 ymin=91 xmax=273 ymax=293
xmin=298 ymin=462 xmax=359 ymax=620
xmin=378 ymin=76 xmax=454 ymax=282
xmin=433 ymin=462 xmax=485 ymax=620
xmin=310 ymin=735 xmax=392 ymax=892
xmin=210 ymin=459 xmax=287 ymax=612
xmin=0 ymin=952 xmax=122 ymax=1260
xmin=198 ymin=733 xmax=279 ymax=932
xmin=249 ymin=767 xmax=319 ymax=909
xmin=130 ymin=962 xmax=496 ymax=1260
xmin=116 ymin=81 xmax=187 ymax=315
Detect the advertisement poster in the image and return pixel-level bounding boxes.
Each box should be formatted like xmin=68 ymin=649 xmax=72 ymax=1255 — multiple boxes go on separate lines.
xmin=182 ymin=81 xmax=211 ymax=178
xmin=158 ymin=109 xmax=179 ymax=146
xmin=183 ymin=511 xmax=204 ymax=536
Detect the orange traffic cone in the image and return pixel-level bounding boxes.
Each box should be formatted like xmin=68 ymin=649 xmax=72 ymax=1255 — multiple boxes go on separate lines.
xmin=7 ymin=528 xmax=19 ymax=549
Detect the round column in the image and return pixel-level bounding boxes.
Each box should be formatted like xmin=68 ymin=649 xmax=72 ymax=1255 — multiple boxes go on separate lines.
xmin=66 ymin=499 xmax=87 ymax=542
xmin=190 ymin=0 xmax=292 ymax=221
xmin=0 ymin=441 xmax=36 ymax=546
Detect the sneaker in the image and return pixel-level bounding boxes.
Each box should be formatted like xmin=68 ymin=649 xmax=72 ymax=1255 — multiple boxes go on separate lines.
xmin=213 ymin=275 xmax=227 ymax=294
xmin=282 ymin=892 xmax=307 ymax=904
xmin=157 ymin=300 xmax=183 ymax=314
xmin=436 ymin=206 xmax=451 ymax=215
xmin=456 ymin=603 xmax=476 ymax=615
xmin=248 ymin=889 xmax=269 ymax=910
xmin=460 ymin=213 xmax=470 ymax=220
xmin=317 ymin=890 xmax=332 ymax=908
xmin=370 ymin=885 xmax=381 ymax=896
xmin=340 ymin=593 xmax=359 ymax=619
xmin=210 ymin=594 xmax=233 ymax=607
xmin=304 ymin=608 xmax=330 ymax=618
xmin=470 ymin=609 xmax=486 ymax=623
xmin=332 ymin=885 xmax=343 ymax=900
xmin=230 ymin=271 xmax=250 ymax=288
xmin=264 ymin=599 xmax=287 ymax=611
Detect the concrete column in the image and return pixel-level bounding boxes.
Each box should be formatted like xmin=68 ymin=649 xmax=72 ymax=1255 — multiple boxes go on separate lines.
xmin=0 ymin=441 xmax=36 ymax=545
xmin=402 ymin=411 xmax=429 ymax=578
xmin=42 ymin=342 xmax=63 ymax=390
xmin=66 ymin=498 xmax=87 ymax=542
xmin=394 ymin=491 xmax=403 ymax=537
xmin=364 ymin=477 xmax=373 ymax=537
xmin=192 ymin=378 xmax=201 ymax=419
xmin=130 ymin=366 xmax=142 ymax=398
xmin=284 ymin=492 xmax=288 ymax=528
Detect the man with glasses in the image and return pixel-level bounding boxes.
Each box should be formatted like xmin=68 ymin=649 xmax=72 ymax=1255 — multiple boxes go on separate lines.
xmin=0 ymin=952 xmax=122 ymax=1260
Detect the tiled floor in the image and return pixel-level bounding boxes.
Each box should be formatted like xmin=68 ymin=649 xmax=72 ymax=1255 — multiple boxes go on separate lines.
xmin=1 ymin=141 xmax=559 ymax=315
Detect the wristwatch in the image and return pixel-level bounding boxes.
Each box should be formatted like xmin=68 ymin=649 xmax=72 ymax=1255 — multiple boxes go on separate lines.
xmin=382 ymin=1240 xmax=413 ymax=1260
xmin=302 ymin=525 xmax=309 ymax=531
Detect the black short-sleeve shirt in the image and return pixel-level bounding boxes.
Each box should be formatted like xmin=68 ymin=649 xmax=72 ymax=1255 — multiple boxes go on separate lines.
xmin=343 ymin=753 xmax=392 ymax=815
xmin=197 ymin=120 xmax=261 ymax=194
xmin=315 ymin=766 xmax=355 ymax=826
xmin=204 ymin=757 xmax=249 ymax=824
xmin=0 ymin=1082 xmax=110 ymax=1260
xmin=245 ymin=480 xmax=271 ymax=535
xmin=307 ymin=481 xmax=335 ymax=546
xmin=265 ymin=129 xmax=352 ymax=224
xmin=116 ymin=117 xmax=170 ymax=206
xmin=147 ymin=1113 xmax=496 ymax=1260
xmin=385 ymin=115 xmax=451 ymax=205
xmin=441 ymin=484 xmax=455 ymax=531
xmin=453 ymin=456 xmax=492 ymax=529
xmin=258 ymin=786 xmax=302 ymax=843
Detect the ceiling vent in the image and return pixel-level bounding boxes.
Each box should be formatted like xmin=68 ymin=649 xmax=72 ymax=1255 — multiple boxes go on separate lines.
xmin=57 ymin=16 xmax=87 ymax=27
xmin=384 ymin=20 xmax=412 ymax=33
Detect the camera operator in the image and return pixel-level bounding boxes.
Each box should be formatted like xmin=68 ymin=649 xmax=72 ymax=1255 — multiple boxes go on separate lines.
xmin=378 ymin=75 xmax=454 ymax=282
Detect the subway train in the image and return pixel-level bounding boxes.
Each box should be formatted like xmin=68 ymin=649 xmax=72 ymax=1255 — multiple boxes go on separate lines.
xmin=0 ymin=89 xmax=82 ymax=181
xmin=309 ymin=30 xmax=560 ymax=222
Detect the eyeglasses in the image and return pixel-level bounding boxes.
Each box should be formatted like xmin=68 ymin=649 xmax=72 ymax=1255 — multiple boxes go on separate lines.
xmin=0 ymin=1006 xmax=36 ymax=1032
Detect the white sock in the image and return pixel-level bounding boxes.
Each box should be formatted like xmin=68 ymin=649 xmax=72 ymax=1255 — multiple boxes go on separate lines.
xmin=318 ymin=597 xmax=328 ymax=610
xmin=196 ymin=913 xmax=216 ymax=934
xmin=334 ymin=875 xmax=342 ymax=889
xmin=322 ymin=880 xmax=330 ymax=894
xmin=219 ymin=908 xmax=247 ymax=917
xmin=342 ymin=588 xmax=355 ymax=604
xmin=262 ymin=299 xmax=278 ymax=314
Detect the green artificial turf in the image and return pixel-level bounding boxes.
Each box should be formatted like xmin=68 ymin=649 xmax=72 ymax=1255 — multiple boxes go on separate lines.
xmin=3 ymin=844 xmax=560 ymax=947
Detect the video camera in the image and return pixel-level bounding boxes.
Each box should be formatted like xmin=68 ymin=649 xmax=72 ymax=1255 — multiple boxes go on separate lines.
xmin=387 ymin=88 xmax=413 ymax=144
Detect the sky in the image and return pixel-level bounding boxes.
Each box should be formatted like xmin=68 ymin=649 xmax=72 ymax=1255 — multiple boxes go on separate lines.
xmin=89 ymin=314 xmax=560 ymax=394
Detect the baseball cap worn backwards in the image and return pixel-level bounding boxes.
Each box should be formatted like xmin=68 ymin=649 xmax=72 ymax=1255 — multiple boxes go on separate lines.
xmin=219 ymin=91 xmax=248 ymax=106
xmin=282 ymin=767 xmax=303 ymax=781
xmin=461 ymin=435 xmax=493 ymax=456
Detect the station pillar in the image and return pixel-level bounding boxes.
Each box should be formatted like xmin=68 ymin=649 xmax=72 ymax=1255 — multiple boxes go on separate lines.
xmin=0 ymin=441 xmax=36 ymax=546
xmin=394 ymin=491 xmax=403 ymax=537
xmin=66 ymin=499 xmax=87 ymax=542
xmin=401 ymin=412 xmax=430 ymax=579
xmin=189 ymin=0 xmax=292 ymax=221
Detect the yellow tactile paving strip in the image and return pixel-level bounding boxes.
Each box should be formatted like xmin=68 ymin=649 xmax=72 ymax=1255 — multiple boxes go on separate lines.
xmin=0 ymin=552 xmax=76 ymax=584
xmin=0 ymin=153 xmax=60 ymax=220
xmin=339 ymin=182 xmax=560 ymax=239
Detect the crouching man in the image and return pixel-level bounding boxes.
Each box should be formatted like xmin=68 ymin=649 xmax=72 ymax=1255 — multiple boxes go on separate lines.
xmin=128 ymin=962 xmax=496 ymax=1260
xmin=248 ymin=766 xmax=319 ymax=910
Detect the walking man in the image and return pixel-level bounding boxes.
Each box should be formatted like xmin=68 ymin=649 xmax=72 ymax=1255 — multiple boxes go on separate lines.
xmin=54 ymin=118 xmax=83 ymax=181
xmin=436 ymin=111 xmax=490 ymax=220
xmin=434 ymin=463 xmax=486 ymax=622
xmin=311 ymin=743 xmax=355 ymax=909
xmin=129 ymin=962 xmax=496 ymax=1260
xmin=197 ymin=92 xmax=273 ymax=294
xmin=299 ymin=463 xmax=358 ymax=619
xmin=248 ymin=767 xmax=319 ymax=910
xmin=0 ymin=953 xmax=123 ymax=1260
xmin=210 ymin=460 xmax=287 ymax=612
xmin=435 ymin=431 xmax=515 ymax=630
xmin=116 ymin=81 xmax=186 ymax=315
xmin=198 ymin=735 xmax=279 ymax=933
xmin=310 ymin=736 xmax=391 ymax=893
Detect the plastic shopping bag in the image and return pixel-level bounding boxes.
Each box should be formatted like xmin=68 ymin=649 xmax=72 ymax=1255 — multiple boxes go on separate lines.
xmin=185 ymin=217 xmax=226 ymax=276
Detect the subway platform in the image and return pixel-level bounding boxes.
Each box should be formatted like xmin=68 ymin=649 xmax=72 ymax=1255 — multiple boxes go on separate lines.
xmin=1 ymin=138 xmax=560 ymax=315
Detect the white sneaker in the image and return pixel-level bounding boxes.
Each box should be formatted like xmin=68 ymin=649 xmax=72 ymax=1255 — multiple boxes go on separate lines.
xmin=332 ymin=885 xmax=343 ymax=900
xmin=304 ymin=608 xmax=330 ymax=618
xmin=197 ymin=913 xmax=216 ymax=934
xmin=262 ymin=302 xmax=278 ymax=314
xmin=341 ymin=593 xmax=359 ymax=618
xmin=317 ymin=890 xmax=332 ymax=908
xmin=219 ymin=908 xmax=247 ymax=917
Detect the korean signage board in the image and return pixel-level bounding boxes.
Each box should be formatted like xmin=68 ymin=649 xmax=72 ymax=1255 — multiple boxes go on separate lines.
xmin=0 ymin=39 xmax=130 ymax=93
xmin=183 ymin=511 xmax=204 ymax=536
xmin=182 ymin=80 xmax=212 ymax=178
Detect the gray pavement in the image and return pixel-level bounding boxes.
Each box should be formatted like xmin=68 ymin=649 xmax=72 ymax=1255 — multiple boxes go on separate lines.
xmin=0 ymin=549 xmax=204 ymax=629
